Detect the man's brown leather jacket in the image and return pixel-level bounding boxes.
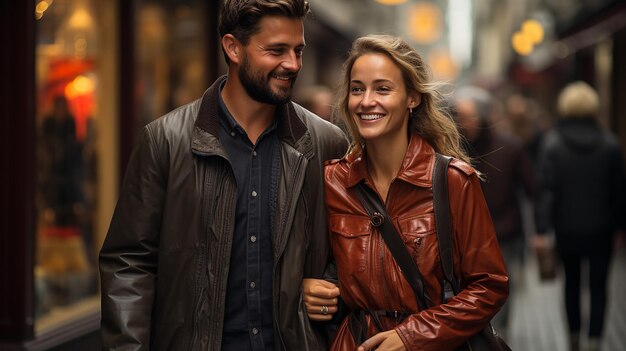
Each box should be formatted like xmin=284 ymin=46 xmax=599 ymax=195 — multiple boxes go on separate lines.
xmin=99 ymin=76 xmax=348 ymax=350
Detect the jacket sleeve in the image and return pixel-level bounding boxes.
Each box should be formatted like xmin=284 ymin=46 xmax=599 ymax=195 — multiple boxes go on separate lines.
xmin=99 ymin=125 xmax=166 ymax=350
xmin=303 ymin=123 xmax=349 ymax=278
xmin=395 ymin=170 xmax=509 ymax=351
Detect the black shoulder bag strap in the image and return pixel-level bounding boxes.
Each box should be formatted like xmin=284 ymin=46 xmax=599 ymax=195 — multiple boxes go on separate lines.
xmin=357 ymin=155 xmax=511 ymax=351
xmin=354 ymin=183 xmax=433 ymax=311
xmin=433 ymin=157 xmax=512 ymax=351
xmin=433 ymin=153 xmax=459 ymax=300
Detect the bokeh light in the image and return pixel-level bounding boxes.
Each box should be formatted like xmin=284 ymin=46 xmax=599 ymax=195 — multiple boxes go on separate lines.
xmin=408 ymin=2 xmax=443 ymax=45
xmin=512 ymin=31 xmax=533 ymax=56
xmin=522 ymin=19 xmax=544 ymax=44
xmin=375 ymin=0 xmax=409 ymax=5
xmin=428 ymin=47 xmax=459 ymax=80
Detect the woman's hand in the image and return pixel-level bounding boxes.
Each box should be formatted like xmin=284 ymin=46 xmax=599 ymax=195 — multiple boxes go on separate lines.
xmin=302 ymin=278 xmax=340 ymax=321
xmin=357 ymin=330 xmax=406 ymax=351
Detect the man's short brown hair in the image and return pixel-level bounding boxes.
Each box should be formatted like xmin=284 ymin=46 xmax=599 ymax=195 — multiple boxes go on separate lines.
xmin=218 ymin=0 xmax=310 ymax=64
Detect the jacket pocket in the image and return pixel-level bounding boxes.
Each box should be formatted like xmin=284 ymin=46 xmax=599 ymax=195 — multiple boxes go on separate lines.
xmin=397 ymin=213 xmax=437 ymax=268
xmin=329 ymin=214 xmax=371 ymax=272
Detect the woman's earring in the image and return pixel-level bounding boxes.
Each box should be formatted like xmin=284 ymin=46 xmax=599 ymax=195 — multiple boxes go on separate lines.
xmin=409 ymin=107 xmax=413 ymax=116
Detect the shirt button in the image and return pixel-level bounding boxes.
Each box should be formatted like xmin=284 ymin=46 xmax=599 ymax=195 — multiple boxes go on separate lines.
xmin=252 ymin=328 xmax=259 ymax=335
xmin=253 ymin=151 xmax=257 ymax=157
xmin=251 ymin=190 xmax=257 ymax=197
xmin=230 ymin=131 xmax=236 ymax=137
xmin=250 ymin=281 xmax=256 ymax=289
xmin=250 ymin=235 xmax=257 ymax=243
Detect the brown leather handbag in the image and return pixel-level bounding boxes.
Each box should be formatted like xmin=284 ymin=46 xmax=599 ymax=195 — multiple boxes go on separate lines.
xmin=354 ymin=153 xmax=511 ymax=351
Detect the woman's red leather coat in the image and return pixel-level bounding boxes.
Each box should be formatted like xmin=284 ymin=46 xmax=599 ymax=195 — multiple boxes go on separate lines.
xmin=324 ymin=134 xmax=509 ymax=351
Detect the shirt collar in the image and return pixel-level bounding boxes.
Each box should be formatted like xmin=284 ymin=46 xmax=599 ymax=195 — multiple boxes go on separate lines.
xmin=194 ymin=75 xmax=310 ymax=150
xmin=217 ymin=79 xmax=277 ymax=136
xmin=345 ymin=133 xmax=436 ymax=189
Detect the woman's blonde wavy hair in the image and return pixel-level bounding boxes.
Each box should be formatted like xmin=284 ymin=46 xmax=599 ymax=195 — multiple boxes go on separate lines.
xmin=336 ymin=34 xmax=471 ymax=165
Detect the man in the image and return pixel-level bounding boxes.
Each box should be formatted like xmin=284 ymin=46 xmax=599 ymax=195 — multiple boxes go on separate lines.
xmin=453 ymin=86 xmax=537 ymax=338
xmin=99 ymin=1 xmax=347 ymax=350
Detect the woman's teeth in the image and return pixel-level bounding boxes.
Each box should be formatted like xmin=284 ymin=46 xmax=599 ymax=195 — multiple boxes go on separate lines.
xmin=360 ymin=114 xmax=384 ymax=120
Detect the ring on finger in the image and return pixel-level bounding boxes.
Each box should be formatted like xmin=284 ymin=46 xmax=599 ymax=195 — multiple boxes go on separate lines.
xmin=320 ymin=305 xmax=329 ymax=315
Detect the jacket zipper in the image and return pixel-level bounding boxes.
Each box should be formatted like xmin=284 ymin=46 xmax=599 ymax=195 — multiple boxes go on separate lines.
xmin=413 ymin=237 xmax=423 ymax=261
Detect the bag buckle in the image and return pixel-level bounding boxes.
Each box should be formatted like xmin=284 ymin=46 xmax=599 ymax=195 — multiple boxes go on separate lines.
xmin=370 ymin=212 xmax=384 ymax=227
xmin=442 ymin=280 xmax=455 ymax=302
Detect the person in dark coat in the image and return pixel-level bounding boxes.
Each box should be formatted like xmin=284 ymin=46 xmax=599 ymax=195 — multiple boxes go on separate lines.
xmin=533 ymin=81 xmax=626 ymax=351
xmin=39 ymin=95 xmax=84 ymax=226
xmin=453 ymin=86 xmax=537 ymax=338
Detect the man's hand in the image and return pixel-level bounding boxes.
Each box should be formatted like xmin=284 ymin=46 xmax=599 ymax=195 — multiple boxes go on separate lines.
xmin=357 ymin=330 xmax=405 ymax=351
xmin=302 ymin=278 xmax=340 ymax=321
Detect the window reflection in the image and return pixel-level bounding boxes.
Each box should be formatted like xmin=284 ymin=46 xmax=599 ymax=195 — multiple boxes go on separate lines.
xmin=135 ymin=0 xmax=207 ymax=131
xmin=37 ymin=93 xmax=95 ymax=306
xmin=33 ymin=0 xmax=209 ymax=335
xmin=35 ymin=0 xmax=105 ymax=328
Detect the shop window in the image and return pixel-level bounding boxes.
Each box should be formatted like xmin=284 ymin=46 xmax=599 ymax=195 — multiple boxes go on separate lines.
xmin=35 ymin=0 xmax=118 ymax=333
xmin=32 ymin=0 xmax=211 ymax=338
xmin=134 ymin=0 xmax=207 ymax=132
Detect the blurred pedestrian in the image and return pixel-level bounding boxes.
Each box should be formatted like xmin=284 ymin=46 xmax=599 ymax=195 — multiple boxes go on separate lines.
xmin=39 ymin=95 xmax=84 ymax=227
xmin=296 ymin=84 xmax=334 ymax=122
xmin=533 ymin=81 xmax=626 ymax=351
xmin=505 ymin=93 xmax=547 ymax=165
xmin=453 ymin=86 xmax=537 ymax=338
xmin=303 ymin=34 xmax=508 ymax=351
xmin=99 ymin=1 xmax=348 ymax=350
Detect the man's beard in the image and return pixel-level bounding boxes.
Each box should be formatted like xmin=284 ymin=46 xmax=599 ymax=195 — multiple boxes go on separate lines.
xmin=239 ymin=55 xmax=296 ymax=105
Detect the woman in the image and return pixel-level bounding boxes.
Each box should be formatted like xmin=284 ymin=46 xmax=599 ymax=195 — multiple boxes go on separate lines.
xmin=303 ymin=35 xmax=509 ymax=351
xmin=533 ymin=81 xmax=626 ymax=351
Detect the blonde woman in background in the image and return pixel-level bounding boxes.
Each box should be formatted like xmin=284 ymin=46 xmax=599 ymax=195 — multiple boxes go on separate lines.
xmin=533 ymin=81 xmax=626 ymax=351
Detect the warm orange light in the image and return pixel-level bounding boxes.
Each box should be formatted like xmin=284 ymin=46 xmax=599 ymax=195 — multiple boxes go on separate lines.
xmin=65 ymin=75 xmax=95 ymax=99
xmin=36 ymin=1 xmax=49 ymax=13
xmin=512 ymin=31 xmax=533 ymax=56
xmin=408 ymin=2 xmax=443 ymax=45
xmin=374 ymin=0 xmax=409 ymax=5
xmin=521 ymin=19 xmax=544 ymax=44
xmin=428 ymin=47 xmax=459 ymax=80
xmin=35 ymin=1 xmax=50 ymax=20
xmin=64 ymin=74 xmax=96 ymax=141
xmin=69 ymin=8 xmax=93 ymax=29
